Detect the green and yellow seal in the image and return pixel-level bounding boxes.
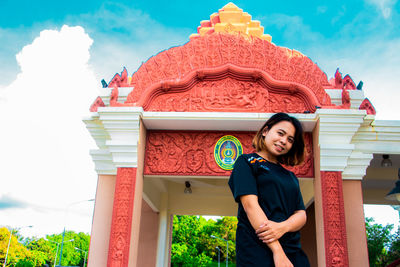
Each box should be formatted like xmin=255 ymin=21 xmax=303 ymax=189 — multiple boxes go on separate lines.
xmin=214 ymin=135 xmax=243 ymax=170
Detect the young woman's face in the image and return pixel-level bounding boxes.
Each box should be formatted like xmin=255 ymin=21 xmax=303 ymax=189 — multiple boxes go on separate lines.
xmin=262 ymin=120 xmax=296 ymax=160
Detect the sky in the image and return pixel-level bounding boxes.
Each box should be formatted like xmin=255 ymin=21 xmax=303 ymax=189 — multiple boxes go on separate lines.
xmin=0 ymin=0 xmax=399 ymax=238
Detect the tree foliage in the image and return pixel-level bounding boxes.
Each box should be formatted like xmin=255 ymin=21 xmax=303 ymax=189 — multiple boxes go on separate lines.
xmin=366 ymin=217 xmax=400 ymax=267
xmin=0 ymin=227 xmax=90 ymax=267
xmin=171 ymin=216 xmax=237 ymax=267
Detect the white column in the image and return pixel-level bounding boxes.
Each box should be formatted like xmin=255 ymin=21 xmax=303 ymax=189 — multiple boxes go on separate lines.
xmin=156 ymin=193 xmax=169 ymax=267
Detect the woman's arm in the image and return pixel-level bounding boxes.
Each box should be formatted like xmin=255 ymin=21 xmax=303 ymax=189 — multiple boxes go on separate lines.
xmin=240 ymin=195 xmax=294 ymax=267
xmin=256 ymin=210 xmax=307 ymax=244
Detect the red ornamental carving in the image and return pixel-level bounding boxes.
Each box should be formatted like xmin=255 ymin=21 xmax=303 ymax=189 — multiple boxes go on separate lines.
xmin=145 ymin=76 xmax=310 ymax=113
xmin=328 ymin=69 xmax=357 ymax=90
xmin=108 ymin=168 xmax=137 ymax=267
xmin=359 ymin=98 xmax=376 ymax=115
xmin=320 ymin=171 xmax=349 ymax=267
xmin=144 ymin=131 xmax=314 ymax=177
xmin=285 ymin=134 xmax=314 ymax=177
xmin=109 ymin=67 xmax=130 ymax=88
xmin=343 ymin=75 xmax=357 ymax=90
xmin=124 ymin=33 xmax=332 ymax=108
xmin=89 ymin=96 xmax=105 ymax=112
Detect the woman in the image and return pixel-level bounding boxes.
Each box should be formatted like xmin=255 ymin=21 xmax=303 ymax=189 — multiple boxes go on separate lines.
xmin=228 ymin=113 xmax=310 ymax=267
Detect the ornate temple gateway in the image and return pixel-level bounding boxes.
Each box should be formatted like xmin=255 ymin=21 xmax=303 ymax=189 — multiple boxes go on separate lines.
xmin=84 ymin=3 xmax=400 ymax=267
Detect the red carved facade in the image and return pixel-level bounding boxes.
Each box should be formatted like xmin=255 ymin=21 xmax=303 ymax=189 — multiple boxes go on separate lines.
xmin=145 ymin=76 xmax=311 ymax=113
xmin=108 ymin=168 xmax=137 ymax=267
xmin=144 ymin=131 xmax=314 ymax=177
xmin=320 ymin=171 xmax=349 ymax=267
xmin=89 ymin=96 xmax=105 ymax=112
xmin=121 ymin=33 xmax=333 ymax=109
xmin=109 ymin=67 xmax=130 ymax=88
xmin=359 ymin=98 xmax=376 ymax=115
xmin=328 ymin=69 xmax=357 ymax=90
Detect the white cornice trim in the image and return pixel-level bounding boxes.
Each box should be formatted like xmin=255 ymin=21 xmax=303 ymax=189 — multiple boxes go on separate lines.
xmin=317 ymin=109 xmax=366 ymax=172
xmin=106 ymin=140 xmax=138 ymax=168
xmin=342 ymin=151 xmax=373 ymax=180
xmin=83 ymin=114 xmax=109 ymax=149
xmin=89 ymin=149 xmax=117 ymax=175
xmin=83 ymin=107 xmax=143 ymax=172
xmin=353 ymin=118 xmax=400 ymax=154
xmin=142 ymin=112 xmax=318 ymax=132
xmin=320 ymin=144 xmax=354 ymax=171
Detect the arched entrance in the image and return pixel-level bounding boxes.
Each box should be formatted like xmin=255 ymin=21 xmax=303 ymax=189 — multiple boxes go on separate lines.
xmin=84 ymin=3 xmax=400 ymax=267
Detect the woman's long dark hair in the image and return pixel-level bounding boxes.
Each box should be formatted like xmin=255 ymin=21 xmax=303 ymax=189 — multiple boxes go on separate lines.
xmin=252 ymin=113 xmax=305 ymax=166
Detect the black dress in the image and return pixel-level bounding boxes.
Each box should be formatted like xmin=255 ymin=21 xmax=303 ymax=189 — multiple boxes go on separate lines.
xmin=228 ymin=153 xmax=310 ymax=267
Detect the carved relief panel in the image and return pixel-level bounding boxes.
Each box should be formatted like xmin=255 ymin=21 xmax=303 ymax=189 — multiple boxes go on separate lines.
xmin=144 ymin=131 xmax=314 ymax=177
xmin=145 ymin=78 xmax=308 ymax=113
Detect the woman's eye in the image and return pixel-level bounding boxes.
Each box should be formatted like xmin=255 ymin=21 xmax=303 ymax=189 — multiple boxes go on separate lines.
xmin=288 ymin=138 xmax=294 ymax=143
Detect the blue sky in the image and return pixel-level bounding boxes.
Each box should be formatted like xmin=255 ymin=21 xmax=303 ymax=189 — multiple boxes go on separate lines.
xmin=1 ymin=0 xmax=399 ymax=88
xmin=0 ymin=1 xmax=399 ymax=236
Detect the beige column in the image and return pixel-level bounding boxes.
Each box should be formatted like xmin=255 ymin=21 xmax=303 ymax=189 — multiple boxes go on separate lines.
xmin=88 ymin=175 xmax=116 ymax=267
xmin=300 ymin=203 xmax=318 ymax=267
xmin=342 ymin=180 xmax=369 ymax=266
xmin=137 ymin=200 xmax=159 ymax=267
xmin=313 ymin=120 xmax=326 ymax=266
xmin=128 ymin=119 xmax=147 ymax=267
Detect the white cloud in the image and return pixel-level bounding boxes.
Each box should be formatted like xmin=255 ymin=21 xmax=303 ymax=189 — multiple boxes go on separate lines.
xmin=365 ymin=0 xmax=398 ymax=18
xmin=308 ymin=38 xmax=400 ymax=120
xmin=64 ymin=2 xmax=191 ymax=82
xmin=0 ymin=25 xmax=98 ymax=236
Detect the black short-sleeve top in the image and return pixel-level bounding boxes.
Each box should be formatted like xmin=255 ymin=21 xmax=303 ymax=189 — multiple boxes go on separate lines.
xmin=228 ymin=153 xmax=305 ymax=253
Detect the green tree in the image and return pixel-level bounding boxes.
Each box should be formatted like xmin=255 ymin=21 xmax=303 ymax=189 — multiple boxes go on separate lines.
xmin=171 ymin=216 xmax=238 ymax=266
xmin=387 ymin=226 xmax=400 ymax=265
xmin=44 ymin=231 xmax=90 ymax=267
xmin=1 ymin=228 xmax=90 ymax=267
xmin=0 ymin=227 xmax=32 ymax=267
xmin=206 ymin=217 xmax=237 ymax=263
xmin=365 ymin=217 xmax=399 ymax=267
xmin=171 ymin=216 xmax=213 ymax=267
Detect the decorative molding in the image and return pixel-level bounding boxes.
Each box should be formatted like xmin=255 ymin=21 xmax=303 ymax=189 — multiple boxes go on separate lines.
xmin=108 ymin=168 xmax=137 ymax=267
xmin=83 ymin=114 xmax=109 ymax=149
xmin=144 ymin=131 xmax=314 ymax=177
xmin=328 ymin=69 xmax=357 ymax=90
xmin=89 ymin=149 xmax=116 ymax=175
xmin=144 ymin=131 xmax=253 ymax=176
xmin=353 ymin=118 xmax=400 ymax=154
xmin=342 ymin=151 xmax=373 ymax=180
xmin=124 ymin=33 xmax=332 ymax=107
xmin=190 ymin=3 xmax=272 ymax=41
xmin=359 ymin=98 xmax=376 ymax=115
xmin=142 ymin=112 xmax=318 ymax=132
xmin=317 ymin=110 xmax=366 ymax=172
xmin=108 ymin=67 xmax=130 ymax=88
xmin=320 ymin=171 xmax=349 ymax=267
xmin=83 ymin=107 xmax=143 ymax=173
xmin=143 ymin=74 xmax=315 ymax=113
xmin=106 ymin=140 xmax=138 ymax=168
xmin=319 ymin=144 xmax=354 ymax=172
xmin=89 ymin=96 xmax=105 ymax=112
xmin=317 ymin=109 xmax=366 ymax=144
xmin=97 ymin=107 xmax=143 ymax=141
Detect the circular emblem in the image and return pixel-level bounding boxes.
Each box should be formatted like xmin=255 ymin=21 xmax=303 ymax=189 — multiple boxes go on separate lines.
xmin=214 ymin=135 xmax=243 ymax=170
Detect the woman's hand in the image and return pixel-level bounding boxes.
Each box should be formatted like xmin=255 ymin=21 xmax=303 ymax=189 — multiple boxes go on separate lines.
xmin=256 ymin=220 xmax=288 ymax=243
xmin=273 ymin=250 xmax=294 ymax=267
